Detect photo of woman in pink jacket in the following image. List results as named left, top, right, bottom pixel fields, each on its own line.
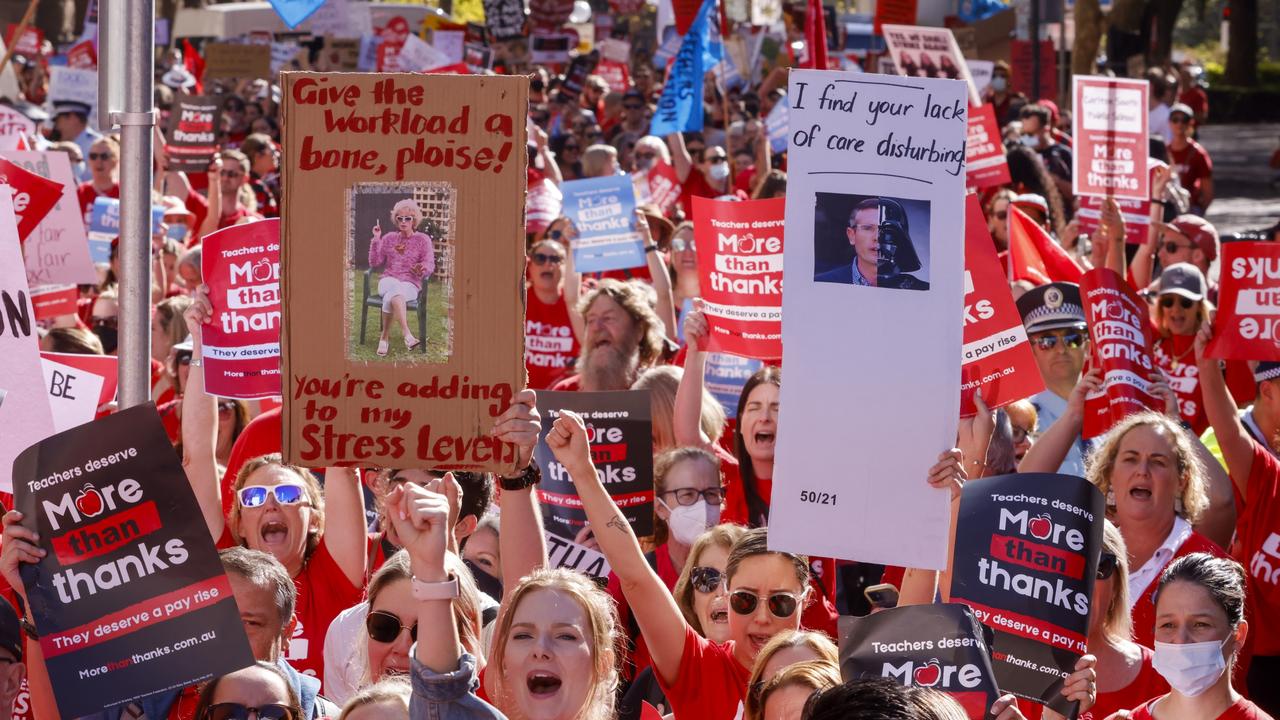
left=368, top=198, right=435, bottom=356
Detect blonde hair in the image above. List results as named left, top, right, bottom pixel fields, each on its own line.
left=1005, top=398, right=1039, bottom=433
left=745, top=632, right=840, bottom=720
left=1097, top=520, right=1133, bottom=645
left=339, top=676, right=410, bottom=720
left=1154, top=293, right=1212, bottom=339
left=153, top=295, right=192, bottom=354
left=634, top=135, right=671, bottom=164
left=650, top=447, right=723, bottom=546
left=229, top=455, right=325, bottom=561
left=390, top=199, right=424, bottom=228
left=672, top=523, right=747, bottom=633
left=632, top=365, right=726, bottom=450
left=582, top=144, right=618, bottom=178
left=490, top=569, right=619, bottom=720
left=750, top=660, right=840, bottom=720
left=1085, top=411, right=1209, bottom=524
left=359, top=550, right=484, bottom=687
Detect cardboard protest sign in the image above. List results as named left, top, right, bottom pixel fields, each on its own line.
left=705, top=352, right=763, bottom=419
left=203, top=43, right=272, bottom=80
left=0, top=157, right=64, bottom=243
left=950, top=473, right=1104, bottom=715
left=5, top=151, right=96, bottom=287
left=12, top=405, right=254, bottom=717
left=41, top=352, right=117, bottom=407
left=881, top=25, right=981, bottom=106
left=282, top=73, right=527, bottom=473
left=1075, top=195, right=1150, bottom=244
left=533, top=390, right=654, bottom=539
left=769, top=70, right=967, bottom=571
left=693, top=196, right=785, bottom=360
left=29, top=284, right=78, bottom=320
left=0, top=190, right=56, bottom=493
left=88, top=197, right=119, bottom=265
left=562, top=175, right=645, bottom=273
left=42, top=357, right=105, bottom=432
left=961, top=195, right=1042, bottom=417
left=1080, top=268, right=1160, bottom=439
left=0, top=105, right=34, bottom=150
left=165, top=95, right=221, bottom=173
left=545, top=531, right=612, bottom=580
left=1072, top=76, right=1149, bottom=201
left=528, top=0, right=575, bottom=28
left=201, top=219, right=282, bottom=400
left=839, top=604, right=1000, bottom=720
left=1206, top=242, right=1280, bottom=362
left=48, top=67, right=98, bottom=128
left=965, top=104, right=1011, bottom=190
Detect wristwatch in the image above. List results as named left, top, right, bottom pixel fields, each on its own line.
left=499, top=462, right=542, bottom=491
left=411, top=574, right=460, bottom=601
left=644, top=243, right=660, bottom=253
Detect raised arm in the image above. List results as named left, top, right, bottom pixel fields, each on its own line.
left=1099, top=198, right=1128, bottom=277
left=640, top=216, right=677, bottom=340
left=673, top=303, right=711, bottom=447
left=321, top=467, right=368, bottom=587
left=491, top=389, right=548, bottom=595
left=1018, top=369, right=1101, bottom=474
left=1130, top=167, right=1172, bottom=290
left=181, top=288, right=227, bottom=540
left=197, top=156, right=222, bottom=242
left=666, top=132, right=693, bottom=184
left=561, top=229, right=585, bottom=344
left=1194, top=319, right=1255, bottom=494
left=533, top=125, right=562, bottom=186
left=546, top=411, right=690, bottom=686
left=1, top=512, right=58, bottom=720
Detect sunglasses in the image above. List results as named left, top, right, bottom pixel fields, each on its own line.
left=531, top=252, right=564, bottom=265
left=92, top=316, right=119, bottom=329
left=1169, top=115, right=1191, bottom=125
left=1162, top=241, right=1193, bottom=254
left=659, top=486, right=726, bottom=506
left=366, top=610, right=417, bottom=644
left=563, top=144, right=581, bottom=152
left=218, top=400, right=237, bottom=414
left=203, top=703, right=297, bottom=720
left=1097, top=552, right=1119, bottom=580
left=690, top=566, right=724, bottom=594
left=994, top=210, right=1008, bottom=220
left=1159, top=295, right=1196, bottom=309
left=671, top=236, right=695, bottom=253
left=624, top=103, right=644, bottom=110
left=238, top=483, right=307, bottom=508
left=1031, top=332, right=1086, bottom=351
left=633, top=151, right=656, bottom=161
left=395, top=215, right=416, bottom=223
left=547, top=228, right=565, bottom=240
left=89, top=152, right=114, bottom=161
left=728, top=589, right=802, bottom=618
left=706, top=155, right=728, bottom=164
left=1011, top=425, right=1036, bottom=444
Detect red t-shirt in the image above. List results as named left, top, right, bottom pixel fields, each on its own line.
left=221, top=407, right=283, bottom=516
left=657, top=624, right=752, bottom=720
left=1168, top=140, right=1213, bottom=208
left=78, top=181, right=120, bottom=224
left=525, top=287, right=580, bottom=390
left=1231, top=440, right=1280, bottom=657
left=1016, top=645, right=1168, bottom=719
left=607, top=543, right=682, bottom=680
left=678, top=169, right=747, bottom=220
left=1152, top=335, right=1256, bottom=434
left=1178, top=87, right=1209, bottom=119
left=1129, top=696, right=1276, bottom=720
left=549, top=374, right=583, bottom=392
left=1132, top=531, right=1228, bottom=649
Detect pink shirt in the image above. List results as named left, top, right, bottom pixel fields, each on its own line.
left=368, top=230, right=435, bottom=288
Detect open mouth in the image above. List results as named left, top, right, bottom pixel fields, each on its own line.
left=710, top=609, right=728, bottom=624
left=748, top=633, right=771, bottom=651
left=261, top=521, right=288, bottom=546
left=753, top=432, right=775, bottom=446
left=1128, top=485, right=1152, bottom=501
left=526, top=671, right=562, bottom=698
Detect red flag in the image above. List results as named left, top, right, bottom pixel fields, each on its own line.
left=804, top=0, right=829, bottom=69
left=1007, top=205, right=1082, bottom=285
left=183, top=39, right=205, bottom=94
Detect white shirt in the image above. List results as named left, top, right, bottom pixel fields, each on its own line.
left=1030, top=389, right=1087, bottom=477
left=1149, top=104, right=1173, bottom=145
left=1128, top=515, right=1193, bottom=607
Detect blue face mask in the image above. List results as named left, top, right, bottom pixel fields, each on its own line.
left=991, top=76, right=1008, bottom=93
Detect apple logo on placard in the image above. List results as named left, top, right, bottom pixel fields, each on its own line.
left=75, top=484, right=105, bottom=518
left=252, top=258, right=273, bottom=282
left=1029, top=513, right=1052, bottom=540
left=913, top=660, right=941, bottom=687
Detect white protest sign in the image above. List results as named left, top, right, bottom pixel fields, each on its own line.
left=309, top=0, right=363, bottom=36
left=48, top=67, right=99, bottom=130
left=769, top=70, right=968, bottom=570
left=0, top=106, right=34, bottom=150
left=395, top=33, right=450, bottom=71
left=545, top=531, right=612, bottom=580
left=41, top=357, right=104, bottom=432
left=0, top=188, right=56, bottom=493
left=7, top=151, right=97, bottom=288
left=0, top=39, right=20, bottom=101
left=967, top=59, right=994, bottom=96
left=271, top=42, right=303, bottom=73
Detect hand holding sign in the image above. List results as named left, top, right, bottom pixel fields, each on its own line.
left=489, top=388, right=541, bottom=470
left=0, top=509, right=44, bottom=603
left=926, top=449, right=967, bottom=501
left=683, top=299, right=709, bottom=352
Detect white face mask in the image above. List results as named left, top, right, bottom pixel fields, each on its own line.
left=657, top=497, right=720, bottom=546
left=991, top=76, right=1008, bottom=93
left=1020, top=133, right=1040, bottom=148
left=708, top=161, right=730, bottom=182
left=1152, top=636, right=1231, bottom=697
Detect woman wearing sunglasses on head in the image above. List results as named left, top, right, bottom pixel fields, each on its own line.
left=194, top=662, right=305, bottom=720
left=181, top=293, right=369, bottom=686
left=524, top=238, right=583, bottom=390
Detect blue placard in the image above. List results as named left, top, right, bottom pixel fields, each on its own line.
left=562, top=175, right=644, bottom=273
left=704, top=352, right=763, bottom=419
left=87, top=197, right=120, bottom=264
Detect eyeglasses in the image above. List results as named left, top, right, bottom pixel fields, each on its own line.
left=1160, top=295, right=1196, bottom=309
left=690, top=566, right=724, bottom=594
left=238, top=483, right=307, bottom=508
left=728, top=589, right=802, bottom=618
left=1031, top=332, right=1086, bottom=351
left=531, top=252, right=564, bottom=265
left=849, top=223, right=879, bottom=234
left=659, top=486, right=726, bottom=506
left=671, top=236, right=695, bottom=253
left=395, top=215, right=416, bottom=223
left=366, top=610, right=417, bottom=644
left=1011, top=425, right=1036, bottom=444
left=994, top=210, right=1008, bottom=220
left=218, top=400, right=237, bottom=415
left=89, top=152, right=114, bottom=161
left=706, top=155, right=727, bottom=164
left=687, top=146, right=706, bottom=157
left=203, top=703, right=297, bottom=720
left=1097, top=552, right=1119, bottom=580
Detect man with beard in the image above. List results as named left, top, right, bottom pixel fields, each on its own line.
left=551, top=279, right=667, bottom=391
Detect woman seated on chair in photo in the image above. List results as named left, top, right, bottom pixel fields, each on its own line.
left=368, top=199, right=435, bottom=356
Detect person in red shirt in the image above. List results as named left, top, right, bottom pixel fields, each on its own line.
left=550, top=279, right=667, bottom=392
left=525, top=239, right=583, bottom=389
left=76, top=136, right=120, bottom=224
left=1167, top=103, right=1214, bottom=214
left=1199, top=337, right=1280, bottom=714
left=1124, top=553, right=1275, bottom=720
left=1177, top=67, right=1210, bottom=126
left=197, top=151, right=263, bottom=243
left=667, top=132, right=748, bottom=219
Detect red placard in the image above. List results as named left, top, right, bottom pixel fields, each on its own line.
left=596, top=59, right=631, bottom=94
left=1072, top=76, right=1150, bottom=201
left=1080, top=268, right=1160, bottom=439
left=874, top=0, right=919, bottom=34
left=960, top=194, right=1043, bottom=416
left=66, top=40, right=97, bottom=70
left=29, top=285, right=78, bottom=320
left=200, top=219, right=281, bottom=399
left=0, top=158, right=64, bottom=243
left=1010, top=39, right=1057, bottom=102
left=5, top=24, right=42, bottom=57
left=965, top=105, right=1011, bottom=190
left=1075, top=195, right=1150, bottom=244
left=39, top=351, right=118, bottom=407
left=692, top=196, right=784, bottom=360
left=645, top=160, right=683, bottom=215
left=1206, top=242, right=1280, bottom=362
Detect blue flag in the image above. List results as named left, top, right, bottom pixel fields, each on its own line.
left=268, top=0, right=326, bottom=28
left=650, top=0, right=720, bottom=137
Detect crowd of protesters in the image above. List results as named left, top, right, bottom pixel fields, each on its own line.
left=0, top=7, right=1277, bottom=720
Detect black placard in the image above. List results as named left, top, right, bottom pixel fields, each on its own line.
left=13, top=405, right=254, bottom=718
left=165, top=94, right=222, bottom=173
left=482, top=0, right=527, bottom=40
left=533, top=390, right=654, bottom=539
left=840, top=603, right=1001, bottom=720
left=950, top=473, right=1104, bottom=718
